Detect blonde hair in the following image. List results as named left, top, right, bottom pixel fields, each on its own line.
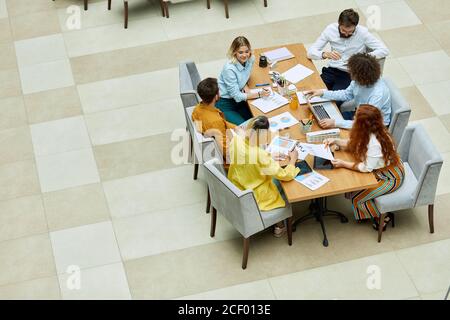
left=227, top=36, right=252, bottom=63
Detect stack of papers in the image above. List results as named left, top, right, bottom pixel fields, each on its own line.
left=263, top=47, right=294, bottom=63
left=296, top=91, right=331, bottom=105
left=251, top=92, right=289, bottom=113
left=295, top=171, right=330, bottom=191
left=282, top=64, right=314, bottom=84
left=268, top=112, right=299, bottom=132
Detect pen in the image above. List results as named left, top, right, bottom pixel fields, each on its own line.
left=255, top=83, right=270, bottom=87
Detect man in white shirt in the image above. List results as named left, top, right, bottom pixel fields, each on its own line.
left=308, top=9, right=389, bottom=94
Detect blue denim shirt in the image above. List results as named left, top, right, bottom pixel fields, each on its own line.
left=322, top=78, right=392, bottom=129
left=218, top=56, right=255, bottom=103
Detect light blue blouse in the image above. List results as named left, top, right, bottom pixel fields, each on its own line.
left=322, top=78, right=392, bottom=129
left=218, top=56, right=255, bottom=103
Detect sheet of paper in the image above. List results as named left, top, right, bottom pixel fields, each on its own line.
left=294, top=143, right=309, bottom=160
left=251, top=92, right=289, bottom=114
left=263, top=47, right=294, bottom=63
left=295, top=171, right=330, bottom=191
left=268, top=111, right=299, bottom=132
left=282, top=64, right=314, bottom=84
left=266, top=136, right=297, bottom=155
left=296, top=91, right=331, bottom=105
left=299, top=143, right=334, bottom=161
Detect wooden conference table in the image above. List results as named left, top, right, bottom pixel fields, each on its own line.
left=247, top=44, right=379, bottom=245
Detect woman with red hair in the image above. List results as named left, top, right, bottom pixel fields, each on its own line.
left=323, top=104, right=404, bottom=230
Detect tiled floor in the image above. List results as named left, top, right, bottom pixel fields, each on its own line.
left=0, top=0, right=449, bottom=300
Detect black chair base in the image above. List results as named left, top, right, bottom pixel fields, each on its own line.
left=292, top=197, right=348, bottom=247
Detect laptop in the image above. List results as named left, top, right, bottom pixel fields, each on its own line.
left=309, top=101, right=344, bottom=122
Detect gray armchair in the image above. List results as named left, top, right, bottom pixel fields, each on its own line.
left=204, top=158, right=293, bottom=269
left=384, top=77, right=411, bottom=145
left=179, top=61, right=202, bottom=109
left=374, top=124, right=443, bottom=242
left=107, top=1, right=165, bottom=29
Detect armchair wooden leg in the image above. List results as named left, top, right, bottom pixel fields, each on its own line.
left=164, top=2, right=169, bottom=18
left=242, top=237, right=250, bottom=269
left=124, top=1, right=128, bottom=29
left=287, top=217, right=293, bottom=246
left=159, top=1, right=165, bottom=17
left=193, top=163, right=199, bottom=180
left=428, top=204, right=434, bottom=233
left=206, top=188, right=211, bottom=213
left=264, top=0, right=268, bottom=7
left=378, top=213, right=385, bottom=243
left=224, top=0, right=229, bottom=18
left=84, top=0, right=88, bottom=10
left=210, top=207, right=217, bottom=237
left=108, top=0, right=111, bottom=10
left=207, top=0, right=211, bottom=9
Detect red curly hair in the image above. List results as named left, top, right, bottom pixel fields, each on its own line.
left=348, top=105, right=400, bottom=167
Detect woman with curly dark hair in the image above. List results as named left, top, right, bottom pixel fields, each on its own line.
left=323, top=105, right=404, bottom=230
left=306, top=53, right=391, bottom=130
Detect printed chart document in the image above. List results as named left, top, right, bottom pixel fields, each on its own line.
left=294, top=143, right=309, bottom=160
left=282, top=64, right=314, bottom=84
left=295, top=171, right=330, bottom=191
left=296, top=91, right=331, bottom=105
left=299, top=143, right=335, bottom=161
left=251, top=92, right=289, bottom=113
left=268, top=112, right=299, bottom=132
left=263, top=47, right=294, bottom=63
left=266, top=136, right=297, bottom=156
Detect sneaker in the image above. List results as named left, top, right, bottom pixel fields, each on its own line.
left=273, top=226, right=286, bottom=238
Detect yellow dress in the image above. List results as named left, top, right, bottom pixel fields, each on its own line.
left=228, top=135, right=300, bottom=211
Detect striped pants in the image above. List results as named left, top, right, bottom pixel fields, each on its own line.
left=351, top=162, right=405, bottom=221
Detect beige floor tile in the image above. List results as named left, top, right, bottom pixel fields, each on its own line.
left=0, top=18, right=12, bottom=43
left=396, top=239, right=450, bottom=295
left=361, top=1, right=422, bottom=31
left=0, top=42, right=16, bottom=71
left=382, top=59, right=414, bottom=89
left=10, top=10, right=61, bottom=41
left=35, top=148, right=100, bottom=193
left=0, top=96, right=27, bottom=131
left=378, top=24, right=441, bottom=58
left=0, top=195, right=47, bottom=242
left=125, top=240, right=268, bottom=299
left=14, top=33, right=67, bottom=67
left=427, top=20, right=450, bottom=50
left=0, top=68, right=22, bottom=99
left=269, top=252, right=418, bottom=299
left=63, top=16, right=167, bottom=58
left=43, top=183, right=110, bottom=232
left=50, top=221, right=122, bottom=274
left=58, top=263, right=131, bottom=300
left=399, top=86, right=436, bottom=121
left=440, top=114, right=450, bottom=133
left=102, top=165, right=206, bottom=218
left=30, top=116, right=91, bottom=157
left=412, top=117, right=450, bottom=154
left=93, top=133, right=180, bottom=181
left=0, top=0, right=7, bottom=18
left=176, top=279, right=276, bottom=300
left=436, top=152, right=450, bottom=196
left=417, top=80, right=450, bottom=116
left=78, top=68, right=178, bottom=114
left=0, top=233, right=56, bottom=286
left=0, top=126, right=34, bottom=166
left=0, top=160, right=40, bottom=201
left=85, top=99, right=185, bottom=146
left=113, top=202, right=240, bottom=261
left=406, top=0, right=450, bottom=24
left=398, top=51, right=450, bottom=85
left=5, top=0, right=57, bottom=17
left=0, top=276, right=60, bottom=300
left=19, top=59, right=74, bottom=94
left=420, top=289, right=448, bottom=300
left=24, top=86, right=82, bottom=124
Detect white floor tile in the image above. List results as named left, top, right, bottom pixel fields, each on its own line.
left=436, top=152, right=450, bottom=196
left=50, top=221, right=122, bottom=274
left=398, top=51, right=450, bottom=86
left=360, top=1, right=422, bottom=31
left=0, top=0, right=8, bottom=19
left=113, top=202, right=240, bottom=260
left=58, top=262, right=131, bottom=300
left=14, top=34, right=67, bottom=67
left=85, top=98, right=185, bottom=146
left=77, top=68, right=178, bottom=114
left=19, top=59, right=75, bottom=95
left=396, top=239, right=450, bottom=295
left=411, top=117, right=450, bottom=154
left=31, top=116, right=91, bottom=156
left=269, top=252, right=419, bottom=300
left=176, top=279, right=276, bottom=300
left=103, top=166, right=206, bottom=218
left=417, top=80, right=450, bottom=116
left=36, top=148, right=100, bottom=193
left=383, top=58, right=414, bottom=88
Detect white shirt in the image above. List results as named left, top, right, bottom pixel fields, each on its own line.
left=307, top=23, right=389, bottom=72
left=357, top=134, right=386, bottom=173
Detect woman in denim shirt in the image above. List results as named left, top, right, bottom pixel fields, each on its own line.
left=217, top=36, right=270, bottom=125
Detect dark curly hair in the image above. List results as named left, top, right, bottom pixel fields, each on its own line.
left=347, top=53, right=381, bottom=87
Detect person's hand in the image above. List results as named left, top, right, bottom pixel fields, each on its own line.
left=323, top=51, right=341, bottom=60
left=288, top=149, right=299, bottom=165
left=243, top=85, right=250, bottom=93
left=331, top=159, right=346, bottom=168
left=304, top=89, right=325, bottom=99
left=261, top=88, right=271, bottom=97
left=272, top=152, right=287, bottom=161
left=319, top=119, right=335, bottom=129
left=323, top=138, right=336, bottom=150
